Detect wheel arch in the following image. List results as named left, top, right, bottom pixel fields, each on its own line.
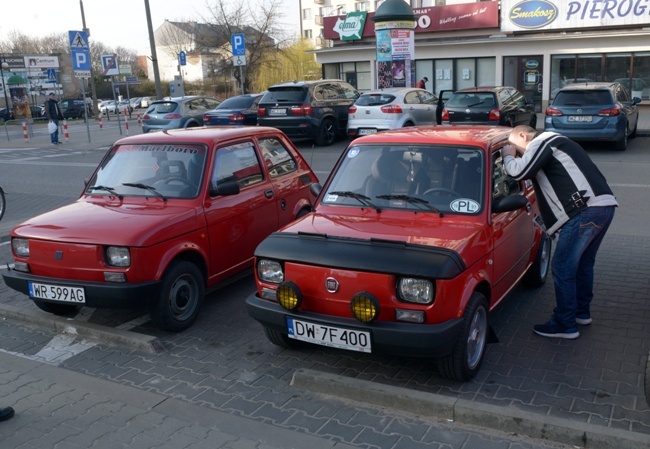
left=156, top=246, right=209, bottom=287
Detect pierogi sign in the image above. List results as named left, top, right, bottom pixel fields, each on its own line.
left=501, top=0, right=650, bottom=32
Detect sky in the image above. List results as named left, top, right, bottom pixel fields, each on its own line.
left=0, top=0, right=301, bottom=55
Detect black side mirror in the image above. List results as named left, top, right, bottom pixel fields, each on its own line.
left=492, top=195, right=528, bottom=213
left=210, top=180, right=240, bottom=197
left=310, top=183, right=322, bottom=197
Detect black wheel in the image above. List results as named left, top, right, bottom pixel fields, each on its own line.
left=403, top=121, right=414, bottom=128
left=437, top=292, right=489, bottom=381
left=263, top=326, right=301, bottom=349
left=33, top=300, right=81, bottom=316
left=422, top=187, right=461, bottom=197
left=615, top=124, right=628, bottom=151
left=0, top=187, right=5, bottom=221
left=523, top=232, right=551, bottom=288
left=150, top=260, right=204, bottom=332
left=315, top=118, right=336, bottom=146
left=630, top=119, right=638, bottom=139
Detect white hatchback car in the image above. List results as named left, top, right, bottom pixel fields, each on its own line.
left=347, top=88, right=438, bottom=139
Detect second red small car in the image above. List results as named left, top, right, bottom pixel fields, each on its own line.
left=3, top=127, right=317, bottom=332
left=246, top=126, right=551, bottom=381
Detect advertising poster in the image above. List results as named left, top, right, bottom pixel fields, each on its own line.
left=376, top=29, right=392, bottom=62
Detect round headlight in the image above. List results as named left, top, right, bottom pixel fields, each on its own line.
left=277, top=281, right=302, bottom=311
left=350, top=292, right=379, bottom=323
left=257, top=259, right=284, bottom=284
left=12, top=238, right=29, bottom=257
left=397, top=278, right=434, bottom=304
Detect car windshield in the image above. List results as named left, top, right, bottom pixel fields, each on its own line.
left=322, top=144, right=484, bottom=214
left=147, top=102, right=178, bottom=114
left=217, top=96, right=257, bottom=109
left=86, top=143, right=207, bottom=199
left=263, top=87, right=307, bottom=102
left=355, top=94, right=396, bottom=106
left=553, top=90, right=612, bottom=106
left=446, top=92, right=495, bottom=108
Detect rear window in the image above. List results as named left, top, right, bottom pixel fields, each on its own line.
left=147, top=102, right=178, bottom=114
left=263, top=87, right=307, bottom=103
left=553, top=90, right=613, bottom=106
left=446, top=92, right=496, bottom=108
left=355, top=94, right=396, bottom=106
left=217, top=96, right=257, bottom=109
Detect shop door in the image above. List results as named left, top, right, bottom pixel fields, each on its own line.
left=504, top=56, right=543, bottom=113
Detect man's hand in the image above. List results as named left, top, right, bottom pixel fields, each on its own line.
left=501, top=144, right=518, bottom=158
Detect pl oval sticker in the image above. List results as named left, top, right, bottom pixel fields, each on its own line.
left=450, top=198, right=480, bottom=213
left=508, top=0, right=558, bottom=30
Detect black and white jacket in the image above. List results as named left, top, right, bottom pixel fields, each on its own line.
left=504, top=132, right=618, bottom=235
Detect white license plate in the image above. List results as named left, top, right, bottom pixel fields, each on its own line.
left=358, top=128, right=377, bottom=135
left=28, top=282, right=86, bottom=303
left=568, top=115, right=592, bottom=122
left=269, top=108, right=286, bottom=116
left=286, top=317, right=371, bottom=352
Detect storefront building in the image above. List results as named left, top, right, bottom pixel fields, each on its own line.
left=318, top=0, right=650, bottom=111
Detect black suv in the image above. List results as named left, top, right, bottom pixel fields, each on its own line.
left=257, top=80, right=359, bottom=146
left=441, top=86, right=537, bottom=128
left=59, top=98, right=94, bottom=119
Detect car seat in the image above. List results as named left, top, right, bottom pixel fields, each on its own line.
left=365, top=151, right=429, bottom=198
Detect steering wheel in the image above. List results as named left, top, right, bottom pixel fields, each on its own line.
left=422, top=187, right=461, bottom=197
left=159, top=177, right=197, bottom=188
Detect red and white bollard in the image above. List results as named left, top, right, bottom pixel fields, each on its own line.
left=98, top=114, right=103, bottom=130
left=125, top=118, right=130, bottom=135
left=63, top=120, right=69, bottom=142
left=22, top=122, right=29, bottom=142
left=137, top=114, right=142, bottom=126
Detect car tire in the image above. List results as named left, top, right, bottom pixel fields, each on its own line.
left=33, top=300, right=81, bottom=316
left=437, top=292, right=488, bottom=381
left=150, top=260, right=205, bottom=332
left=316, top=118, right=336, bottom=146
left=403, top=121, right=414, bottom=127
left=630, top=119, right=638, bottom=139
left=615, top=124, right=628, bottom=151
left=263, top=326, right=301, bottom=349
left=523, top=232, right=551, bottom=288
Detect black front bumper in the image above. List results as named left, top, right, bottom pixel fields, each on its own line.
left=246, top=294, right=463, bottom=358
left=2, top=269, right=161, bottom=309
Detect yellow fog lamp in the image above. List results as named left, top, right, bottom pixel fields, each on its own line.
left=350, top=292, right=379, bottom=323
left=277, top=281, right=302, bottom=311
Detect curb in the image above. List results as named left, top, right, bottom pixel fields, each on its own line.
left=292, top=369, right=650, bottom=449
left=0, top=303, right=164, bottom=354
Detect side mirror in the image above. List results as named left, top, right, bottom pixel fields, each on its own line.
left=632, top=97, right=642, bottom=105
left=492, top=195, right=528, bottom=213
left=210, top=180, right=240, bottom=197
left=310, top=183, right=322, bottom=197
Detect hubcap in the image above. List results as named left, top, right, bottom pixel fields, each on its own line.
left=467, top=306, right=487, bottom=369
left=168, top=275, right=198, bottom=321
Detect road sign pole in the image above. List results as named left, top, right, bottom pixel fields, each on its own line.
left=82, top=79, right=91, bottom=143
left=240, top=66, right=244, bottom=95
left=111, top=76, right=123, bottom=135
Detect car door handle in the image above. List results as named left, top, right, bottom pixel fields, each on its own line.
left=265, top=189, right=274, bottom=198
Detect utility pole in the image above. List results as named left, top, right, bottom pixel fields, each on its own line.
left=145, top=0, right=163, bottom=100
left=79, top=0, right=99, bottom=117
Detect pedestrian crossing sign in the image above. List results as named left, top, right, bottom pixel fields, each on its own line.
left=69, top=31, right=88, bottom=48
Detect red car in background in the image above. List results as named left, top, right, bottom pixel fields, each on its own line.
left=3, top=127, right=317, bottom=332
left=246, top=126, right=551, bottom=381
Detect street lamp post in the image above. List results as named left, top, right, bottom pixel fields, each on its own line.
left=0, top=56, right=10, bottom=110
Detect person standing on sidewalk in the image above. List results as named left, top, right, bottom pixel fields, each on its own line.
left=416, top=77, right=428, bottom=89
left=44, top=92, right=63, bottom=145
left=0, top=406, right=14, bottom=422
left=502, top=126, right=618, bottom=340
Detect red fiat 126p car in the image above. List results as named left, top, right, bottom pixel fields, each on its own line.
left=3, top=127, right=317, bottom=332
left=246, top=126, right=551, bottom=381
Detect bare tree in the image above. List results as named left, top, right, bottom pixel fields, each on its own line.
left=156, top=19, right=196, bottom=60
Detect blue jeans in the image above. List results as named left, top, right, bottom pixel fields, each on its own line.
left=551, top=206, right=615, bottom=329
left=50, top=119, right=59, bottom=143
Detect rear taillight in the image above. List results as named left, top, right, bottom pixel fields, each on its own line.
left=349, top=106, right=357, bottom=114
left=229, top=113, right=245, bottom=122
left=545, top=107, right=563, bottom=117
left=143, top=114, right=150, bottom=120
left=257, top=107, right=266, bottom=116
left=203, top=114, right=210, bottom=122
left=488, top=108, right=501, bottom=121
left=380, top=104, right=403, bottom=113
left=598, top=107, right=620, bottom=117
left=441, top=109, right=449, bottom=121
left=290, top=104, right=313, bottom=115
left=163, top=113, right=182, bottom=119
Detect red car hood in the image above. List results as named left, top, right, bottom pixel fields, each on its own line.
left=283, top=211, right=487, bottom=263
left=11, top=199, right=201, bottom=247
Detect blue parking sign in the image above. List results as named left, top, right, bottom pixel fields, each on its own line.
left=231, top=33, right=246, bottom=56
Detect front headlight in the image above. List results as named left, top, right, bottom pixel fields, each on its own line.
left=257, top=259, right=284, bottom=283
left=12, top=238, right=29, bottom=257
left=397, top=278, right=434, bottom=304
left=106, top=246, right=130, bottom=267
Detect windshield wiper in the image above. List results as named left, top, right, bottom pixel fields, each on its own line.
left=329, top=191, right=380, bottom=211
left=87, top=185, right=123, bottom=199
left=376, top=194, right=443, bottom=217
left=122, top=182, right=167, bottom=201
left=467, top=101, right=485, bottom=107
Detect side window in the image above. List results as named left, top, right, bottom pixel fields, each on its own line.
left=259, top=137, right=298, bottom=178
left=616, top=85, right=629, bottom=102
left=339, top=83, right=359, bottom=99
left=499, top=89, right=513, bottom=107
left=418, top=91, right=436, bottom=104
left=492, top=149, right=521, bottom=202
left=404, top=91, right=420, bottom=104
left=511, top=89, right=526, bottom=107
left=212, top=141, right=264, bottom=193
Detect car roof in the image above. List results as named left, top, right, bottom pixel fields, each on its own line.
left=269, top=79, right=347, bottom=88
left=557, top=82, right=619, bottom=91
left=112, top=126, right=287, bottom=146
left=350, top=125, right=512, bottom=149
left=454, top=86, right=511, bottom=93
left=360, top=87, right=426, bottom=95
